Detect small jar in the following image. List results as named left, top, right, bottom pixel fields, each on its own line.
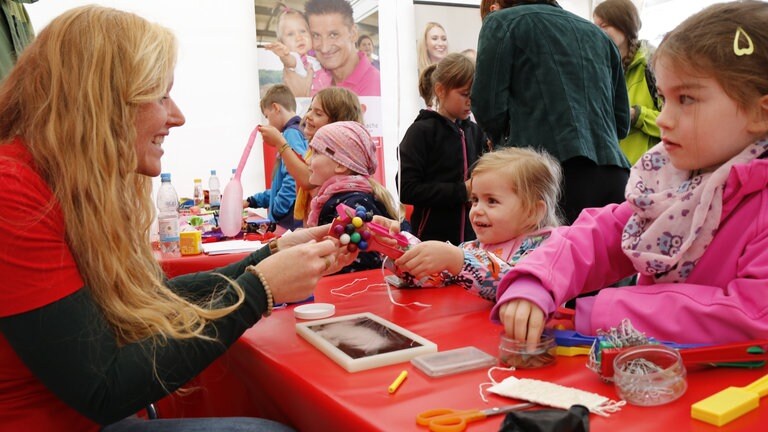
left=613, top=344, right=687, bottom=406
left=498, top=330, right=557, bottom=368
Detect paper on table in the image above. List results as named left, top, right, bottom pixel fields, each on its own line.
left=203, top=240, right=264, bottom=255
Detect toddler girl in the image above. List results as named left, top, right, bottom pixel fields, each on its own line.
left=495, top=1, right=768, bottom=346
left=398, top=53, right=490, bottom=245
left=307, top=121, right=401, bottom=273
left=391, top=147, right=562, bottom=302
left=264, top=7, right=320, bottom=78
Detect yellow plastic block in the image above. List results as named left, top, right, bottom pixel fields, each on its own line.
left=555, top=346, right=591, bottom=357
left=180, top=230, right=202, bottom=255
left=691, top=373, right=768, bottom=426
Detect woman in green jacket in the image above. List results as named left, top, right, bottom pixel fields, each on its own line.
left=594, top=0, right=661, bottom=165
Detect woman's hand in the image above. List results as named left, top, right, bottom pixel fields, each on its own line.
left=498, top=299, right=546, bottom=350
left=255, top=239, right=354, bottom=303
left=258, top=125, right=285, bottom=148
left=276, top=225, right=333, bottom=250
left=395, top=241, right=463, bottom=279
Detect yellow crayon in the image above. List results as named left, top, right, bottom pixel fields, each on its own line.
left=388, top=370, right=408, bottom=394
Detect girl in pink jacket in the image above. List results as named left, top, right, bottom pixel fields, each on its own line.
left=494, top=1, right=768, bottom=346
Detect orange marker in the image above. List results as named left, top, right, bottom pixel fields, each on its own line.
left=388, top=370, right=408, bottom=394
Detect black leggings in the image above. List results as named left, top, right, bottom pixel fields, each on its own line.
left=559, top=157, right=629, bottom=225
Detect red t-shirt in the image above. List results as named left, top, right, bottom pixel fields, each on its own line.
left=0, top=140, right=98, bottom=431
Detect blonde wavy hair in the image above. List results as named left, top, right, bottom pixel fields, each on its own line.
left=471, top=147, right=563, bottom=232
left=0, top=6, right=243, bottom=345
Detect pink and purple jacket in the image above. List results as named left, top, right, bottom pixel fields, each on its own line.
left=491, top=157, right=768, bottom=344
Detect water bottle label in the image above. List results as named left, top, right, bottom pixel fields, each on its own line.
left=210, top=191, right=221, bottom=206
left=158, top=219, right=180, bottom=242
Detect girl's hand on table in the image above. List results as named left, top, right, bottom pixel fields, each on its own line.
left=276, top=225, right=334, bottom=250
left=498, top=299, right=546, bottom=351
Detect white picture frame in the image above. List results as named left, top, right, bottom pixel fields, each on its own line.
left=296, top=312, right=438, bottom=372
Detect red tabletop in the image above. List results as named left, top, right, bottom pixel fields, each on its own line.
left=158, top=269, right=768, bottom=431
left=158, top=251, right=250, bottom=278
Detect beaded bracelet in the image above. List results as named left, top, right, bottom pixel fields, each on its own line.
left=246, top=265, right=273, bottom=317
left=277, top=142, right=290, bottom=154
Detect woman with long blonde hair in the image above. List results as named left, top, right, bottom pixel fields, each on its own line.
left=0, top=6, right=351, bottom=431
left=417, top=22, right=449, bottom=75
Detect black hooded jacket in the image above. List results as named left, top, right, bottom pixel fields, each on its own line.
left=397, top=109, right=489, bottom=245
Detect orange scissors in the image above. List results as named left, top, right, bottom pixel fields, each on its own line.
left=416, top=402, right=535, bottom=432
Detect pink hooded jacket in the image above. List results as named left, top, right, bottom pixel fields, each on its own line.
left=492, top=157, right=768, bottom=344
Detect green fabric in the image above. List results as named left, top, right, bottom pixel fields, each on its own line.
left=472, top=4, right=630, bottom=169
left=0, top=0, right=35, bottom=81
left=621, top=43, right=661, bottom=165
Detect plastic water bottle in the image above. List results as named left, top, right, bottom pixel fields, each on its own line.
left=208, top=170, right=221, bottom=208
left=156, top=173, right=180, bottom=257
left=193, top=178, right=204, bottom=206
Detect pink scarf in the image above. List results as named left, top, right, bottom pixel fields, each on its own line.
left=307, top=175, right=373, bottom=227
left=622, top=139, right=768, bottom=282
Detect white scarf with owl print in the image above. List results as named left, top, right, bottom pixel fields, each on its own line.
left=621, top=138, right=768, bottom=282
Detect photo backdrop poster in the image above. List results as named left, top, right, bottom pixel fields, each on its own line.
left=254, top=0, right=385, bottom=186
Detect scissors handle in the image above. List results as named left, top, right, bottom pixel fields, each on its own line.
left=416, top=408, right=484, bottom=432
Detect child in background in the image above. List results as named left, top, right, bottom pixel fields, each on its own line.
left=398, top=53, right=490, bottom=245
left=260, top=87, right=364, bottom=226
left=593, top=0, right=661, bottom=165
left=247, top=84, right=307, bottom=230
left=495, top=1, right=768, bottom=346
left=417, top=63, right=436, bottom=109
left=264, top=7, right=320, bottom=78
left=307, top=121, right=401, bottom=273
left=390, top=147, right=562, bottom=302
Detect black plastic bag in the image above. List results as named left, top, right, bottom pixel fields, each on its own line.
left=498, top=405, right=589, bottom=432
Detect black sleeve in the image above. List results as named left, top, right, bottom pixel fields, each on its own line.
left=0, top=263, right=270, bottom=425
left=398, top=124, right=469, bottom=208
left=166, top=244, right=271, bottom=302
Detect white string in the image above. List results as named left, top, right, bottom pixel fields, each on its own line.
left=478, top=365, right=516, bottom=403
left=330, top=278, right=371, bottom=297
left=381, top=257, right=431, bottom=308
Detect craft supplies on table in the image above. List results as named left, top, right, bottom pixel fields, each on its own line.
left=295, top=312, right=437, bottom=372
left=612, top=345, right=688, bottom=406
left=411, top=347, right=496, bottom=378
left=498, top=331, right=557, bottom=369
left=416, top=403, right=534, bottom=432
left=691, top=373, right=768, bottom=426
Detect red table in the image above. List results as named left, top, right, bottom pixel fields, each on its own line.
left=158, top=251, right=250, bottom=278
left=158, top=269, right=768, bottom=431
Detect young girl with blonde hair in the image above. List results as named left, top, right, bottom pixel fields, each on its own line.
left=391, top=147, right=562, bottom=301
left=0, top=6, right=350, bottom=431
left=496, top=1, right=768, bottom=347
left=307, top=121, right=401, bottom=273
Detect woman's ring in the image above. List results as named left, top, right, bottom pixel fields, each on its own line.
left=323, top=256, right=332, bottom=271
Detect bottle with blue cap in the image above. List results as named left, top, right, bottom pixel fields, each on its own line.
left=208, top=169, right=221, bottom=208
left=156, top=173, right=180, bottom=257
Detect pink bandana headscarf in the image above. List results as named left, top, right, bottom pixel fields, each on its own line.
left=622, top=139, right=768, bottom=282
left=309, top=121, right=377, bottom=176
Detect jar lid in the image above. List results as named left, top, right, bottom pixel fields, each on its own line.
left=294, top=303, right=335, bottom=320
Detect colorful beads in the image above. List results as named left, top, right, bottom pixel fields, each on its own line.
left=332, top=205, right=375, bottom=252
